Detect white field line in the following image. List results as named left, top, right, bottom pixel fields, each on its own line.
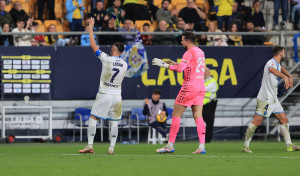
left=44, top=153, right=300, bottom=159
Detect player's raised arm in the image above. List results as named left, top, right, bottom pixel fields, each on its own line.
left=281, top=66, right=293, bottom=88
left=269, top=67, right=290, bottom=89
left=152, top=58, right=187, bottom=73
left=89, top=17, right=98, bottom=53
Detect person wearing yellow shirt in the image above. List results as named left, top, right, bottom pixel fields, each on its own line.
left=214, top=0, right=234, bottom=31
left=202, top=67, right=219, bottom=143
left=66, top=0, right=85, bottom=31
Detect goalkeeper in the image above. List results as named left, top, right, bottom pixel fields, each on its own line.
left=143, top=89, right=169, bottom=138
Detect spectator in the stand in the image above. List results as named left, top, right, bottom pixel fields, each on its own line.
left=156, top=0, right=178, bottom=25
left=81, top=24, right=96, bottom=46
left=0, top=22, right=13, bottom=46
left=12, top=18, right=34, bottom=46
left=0, top=0, right=15, bottom=28
left=206, top=21, right=228, bottom=46
left=10, top=1, right=29, bottom=26
left=106, top=0, right=125, bottom=28
left=123, top=0, right=150, bottom=21
left=178, top=0, right=207, bottom=31
left=119, top=19, right=137, bottom=45
left=143, top=89, right=169, bottom=139
left=31, top=21, right=47, bottom=46
left=227, top=22, right=243, bottom=46
left=140, top=22, right=152, bottom=45
left=37, top=0, right=55, bottom=21
left=89, top=0, right=108, bottom=31
left=45, top=24, right=74, bottom=46
left=247, top=0, right=265, bottom=31
left=242, top=21, right=264, bottom=45
left=152, top=20, right=177, bottom=45
left=214, top=0, right=234, bottom=31
left=273, top=0, right=288, bottom=30
left=4, top=0, right=12, bottom=5
left=99, top=18, right=122, bottom=45
left=291, top=0, right=300, bottom=30
left=231, top=1, right=244, bottom=31
left=66, top=0, right=85, bottom=31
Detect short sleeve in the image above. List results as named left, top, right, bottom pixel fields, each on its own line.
left=182, top=51, right=192, bottom=64
left=95, top=49, right=111, bottom=62
left=267, top=61, right=277, bottom=70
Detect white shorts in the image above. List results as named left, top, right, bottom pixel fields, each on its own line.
left=91, top=93, right=122, bottom=121
left=255, top=99, right=284, bottom=118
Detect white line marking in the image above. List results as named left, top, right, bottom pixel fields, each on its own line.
left=46, top=153, right=300, bottom=159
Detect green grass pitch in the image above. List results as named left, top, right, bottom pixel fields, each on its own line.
left=1, top=141, right=300, bottom=176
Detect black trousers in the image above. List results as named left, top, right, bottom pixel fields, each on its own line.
left=38, top=0, right=55, bottom=20
left=150, top=121, right=167, bottom=138
left=203, top=100, right=217, bottom=143
left=123, top=3, right=150, bottom=22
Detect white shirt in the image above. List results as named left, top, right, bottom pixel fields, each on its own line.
left=257, top=58, right=281, bottom=103
left=96, top=49, right=128, bottom=94
left=12, top=28, right=34, bottom=46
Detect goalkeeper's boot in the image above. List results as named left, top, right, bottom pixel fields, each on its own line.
left=79, top=145, right=94, bottom=154
left=192, top=148, right=206, bottom=154
left=156, top=144, right=175, bottom=153
left=287, top=144, right=300, bottom=152
left=241, top=146, right=253, bottom=153
left=108, top=145, right=114, bottom=155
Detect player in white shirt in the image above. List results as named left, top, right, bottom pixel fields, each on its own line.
left=242, top=46, right=300, bottom=153
left=79, top=17, right=128, bottom=155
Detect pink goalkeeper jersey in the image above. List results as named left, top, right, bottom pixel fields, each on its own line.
left=181, top=47, right=206, bottom=92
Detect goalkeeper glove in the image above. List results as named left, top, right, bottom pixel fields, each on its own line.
left=152, top=58, right=169, bottom=68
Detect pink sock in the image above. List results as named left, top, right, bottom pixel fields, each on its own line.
left=195, top=117, right=206, bottom=144
left=168, top=117, right=181, bottom=143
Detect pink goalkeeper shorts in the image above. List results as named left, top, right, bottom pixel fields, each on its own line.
left=175, top=90, right=205, bottom=107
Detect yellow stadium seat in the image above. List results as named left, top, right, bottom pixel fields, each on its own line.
left=152, top=20, right=157, bottom=30
left=55, top=25, right=63, bottom=32
left=55, top=0, right=63, bottom=3
left=63, top=21, right=70, bottom=31
left=36, top=24, right=45, bottom=32
left=175, top=3, right=186, bottom=12
left=21, top=2, right=30, bottom=14
left=13, top=0, right=27, bottom=3
left=34, top=20, right=43, bottom=25
left=264, top=42, right=274, bottom=46
left=135, top=20, right=151, bottom=30
left=171, top=0, right=186, bottom=6
left=55, top=3, right=64, bottom=18
left=5, top=3, right=12, bottom=12
left=44, top=20, right=59, bottom=29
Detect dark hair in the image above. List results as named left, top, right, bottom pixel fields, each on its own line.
left=252, top=0, right=260, bottom=7
left=229, top=22, right=238, bottom=32
left=152, top=89, right=161, bottom=95
left=182, top=31, right=195, bottom=43
left=16, top=18, right=24, bottom=23
left=1, top=22, right=9, bottom=28
left=113, top=42, right=125, bottom=53
left=246, top=20, right=253, bottom=24
left=162, top=0, right=171, bottom=4
left=96, top=0, right=103, bottom=4
left=143, top=23, right=150, bottom=27
left=32, top=21, right=39, bottom=27
left=272, top=45, right=284, bottom=56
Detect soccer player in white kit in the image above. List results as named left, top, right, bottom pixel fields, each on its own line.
left=242, top=46, right=300, bottom=153
left=79, top=17, right=128, bottom=154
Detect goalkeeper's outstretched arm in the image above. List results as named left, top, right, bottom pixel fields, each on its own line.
left=152, top=58, right=187, bottom=73
left=89, top=17, right=98, bottom=53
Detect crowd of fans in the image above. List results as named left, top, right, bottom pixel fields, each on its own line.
left=0, top=0, right=299, bottom=47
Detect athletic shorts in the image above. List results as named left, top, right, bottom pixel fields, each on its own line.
left=255, top=98, right=284, bottom=118
left=90, top=93, right=122, bottom=121
left=175, top=90, right=205, bottom=107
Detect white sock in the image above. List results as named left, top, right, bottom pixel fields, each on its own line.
left=167, top=142, right=174, bottom=148
left=244, top=123, right=257, bottom=147
left=110, top=121, right=119, bottom=147
left=280, top=123, right=292, bottom=147
left=199, top=143, right=205, bottom=150
left=88, top=117, right=97, bottom=146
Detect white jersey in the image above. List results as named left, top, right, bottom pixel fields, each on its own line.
left=257, top=58, right=281, bottom=103
left=96, top=49, right=128, bottom=94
